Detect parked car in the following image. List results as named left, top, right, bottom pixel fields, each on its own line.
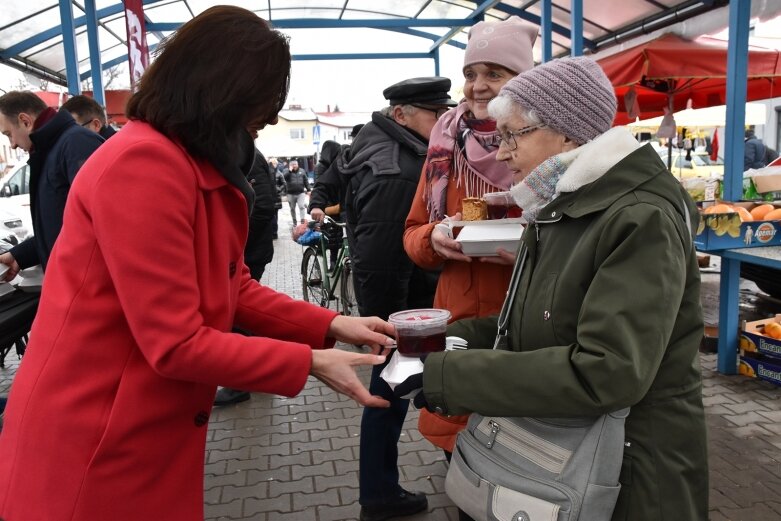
left=658, top=149, right=724, bottom=179
left=0, top=160, right=32, bottom=244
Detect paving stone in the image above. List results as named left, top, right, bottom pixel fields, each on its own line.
left=268, top=476, right=314, bottom=498
left=245, top=494, right=292, bottom=515
left=313, top=446, right=353, bottom=464
left=293, top=487, right=341, bottom=510
left=222, top=483, right=269, bottom=503
left=291, top=461, right=335, bottom=480
left=203, top=499, right=244, bottom=519
left=314, top=470, right=359, bottom=491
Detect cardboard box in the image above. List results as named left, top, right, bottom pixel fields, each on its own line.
left=455, top=221, right=523, bottom=257
left=694, top=202, right=781, bottom=251
left=740, top=315, right=781, bottom=361
left=738, top=353, right=781, bottom=387
left=751, top=167, right=781, bottom=194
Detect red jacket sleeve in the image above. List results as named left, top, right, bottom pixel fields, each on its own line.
left=89, top=140, right=334, bottom=397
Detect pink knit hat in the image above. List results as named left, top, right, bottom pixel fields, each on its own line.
left=463, top=16, right=538, bottom=74
left=499, top=57, right=617, bottom=144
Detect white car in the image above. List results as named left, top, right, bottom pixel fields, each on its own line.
left=0, top=160, right=32, bottom=244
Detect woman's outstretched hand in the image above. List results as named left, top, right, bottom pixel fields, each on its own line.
left=310, top=349, right=390, bottom=408
left=327, top=315, right=395, bottom=355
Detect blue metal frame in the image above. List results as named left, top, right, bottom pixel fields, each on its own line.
left=147, top=18, right=479, bottom=31
left=570, top=0, right=583, bottom=56
left=58, top=0, right=81, bottom=95
left=428, top=0, right=502, bottom=52
left=717, top=0, right=751, bottom=375
left=84, top=0, right=104, bottom=106
left=2, top=0, right=165, bottom=59
left=541, top=0, right=552, bottom=62
left=486, top=1, right=596, bottom=52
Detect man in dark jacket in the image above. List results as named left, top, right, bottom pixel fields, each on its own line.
left=61, top=94, right=117, bottom=141
left=331, top=77, right=455, bottom=521
left=0, top=91, right=103, bottom=276
left=283, top=159, right=310, bottom=223
left=744, top=127, right=767, bottom=170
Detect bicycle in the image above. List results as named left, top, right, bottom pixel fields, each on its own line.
left=300, top=216, right=358, bottom=316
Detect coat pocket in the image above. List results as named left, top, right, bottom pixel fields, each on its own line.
left=447, top=435, right=573, bottom=521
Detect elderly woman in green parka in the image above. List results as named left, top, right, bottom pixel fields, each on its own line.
left=394, top=57, right=708, bottom=520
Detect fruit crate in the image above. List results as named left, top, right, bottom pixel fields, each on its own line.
left=740, top=314, right=781, bottom=361
left=738, top=353, right=781, bottom=387
left=694, top=202, right=781, bottom=251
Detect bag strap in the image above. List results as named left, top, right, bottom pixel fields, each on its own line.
left=493, top=240, right=528, bottom=350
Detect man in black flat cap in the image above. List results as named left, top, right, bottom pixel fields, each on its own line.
left=313, top=77, right=455, bottom=521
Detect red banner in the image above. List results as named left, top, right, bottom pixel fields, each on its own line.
left=123, top=0, right=150, bottom=90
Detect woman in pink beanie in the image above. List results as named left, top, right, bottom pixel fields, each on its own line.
left=399, top=57, right=708, bottom=521
left=403, top=16, right=538, bottom=460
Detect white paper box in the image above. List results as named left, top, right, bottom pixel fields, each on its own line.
left=380, top=350, right=424, bottom=392
left=456, top=222, right=523, bottom=257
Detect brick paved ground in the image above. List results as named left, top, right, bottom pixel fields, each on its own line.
left=1, top=210, right=779, bottom=520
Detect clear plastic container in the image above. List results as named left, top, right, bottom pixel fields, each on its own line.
left=388, top=308, right=451, bottom=355
left=484, top=191, right=522, bottom=220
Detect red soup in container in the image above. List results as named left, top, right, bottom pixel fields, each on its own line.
left=388, top=309, right=451, bottom=356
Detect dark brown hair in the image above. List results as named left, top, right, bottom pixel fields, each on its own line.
left=0, top=91, right=47, bottom=120
left=61, top=94, right=107, bottom=125
left=126, top=6, right=291, bottom=166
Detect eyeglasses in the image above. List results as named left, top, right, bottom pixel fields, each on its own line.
left=80, top=119, right=99, bottom=128
left=497, top=123, right=546, bottom=151
left=412, top=105, right=450, bottom=119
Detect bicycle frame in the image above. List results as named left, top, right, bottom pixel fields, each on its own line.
left=301, top=216, right=356, bottom=315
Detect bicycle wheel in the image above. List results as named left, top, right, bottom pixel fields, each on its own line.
left=302, top=247, right=327, bottom=307
left=339, top=259, right=359, bottom=316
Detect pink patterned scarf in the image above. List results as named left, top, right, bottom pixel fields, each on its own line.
left=424, top=101, right=514, bottom=222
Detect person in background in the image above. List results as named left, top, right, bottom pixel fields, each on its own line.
left=0, top=8, right=397, bottom=520
left=350, top=123, right=365, bottom=141
left=314, top=140, right=341, bottom=181
left=284, top=159, right=310, bottom=223
left=310, top=140, right=345, bottom=270
left=215, top=146, right=280, bottom=407
left=332, top=77, right=456, bottom=521
left=0, top=91, right=103, bottom=276
left=268, top=157, right=286, bottom=239
left=402, top=16, right=537, bottom=464
left=396, top=56, right=708, bottom=521
left=744, top=127, right=767, bottom=170
left=61, top=94, right=117, bottom=140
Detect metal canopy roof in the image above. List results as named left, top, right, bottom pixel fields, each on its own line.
left=0, top=0, right=728, bottom=90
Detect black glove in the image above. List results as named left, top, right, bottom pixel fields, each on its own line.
left=392, top=373, right=429, bottom=410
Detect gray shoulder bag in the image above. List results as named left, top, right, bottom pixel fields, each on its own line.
left=445, top=238, right=629, bottom=521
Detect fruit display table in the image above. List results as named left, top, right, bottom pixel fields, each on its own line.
left=710, top=246, right=781, bottom=374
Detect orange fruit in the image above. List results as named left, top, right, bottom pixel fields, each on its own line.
left=735, top=207, right=753, bottom=222
left=750, top=204, right=775, bottom=220
left=703, top=204, right=733, bottom=215
left=764, top=321, right=781, bottom=340
left=763, top=208, right=781, bottom=221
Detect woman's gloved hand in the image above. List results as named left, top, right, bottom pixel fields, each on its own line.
left=392, top=373, right=429, bottom=410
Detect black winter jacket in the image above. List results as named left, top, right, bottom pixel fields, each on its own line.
left=244, top=149, right=276, bottom=279
left=11, top=109, right=103, bottom=270
left=338, top=112, right=439, bottom=320
left=283, top=168, right=310, bottom=195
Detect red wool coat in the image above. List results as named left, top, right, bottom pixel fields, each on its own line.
left=0, top=121, right=338, bottom=520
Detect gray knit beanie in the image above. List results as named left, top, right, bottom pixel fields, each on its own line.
left=499, top=57, right=617, bottom=144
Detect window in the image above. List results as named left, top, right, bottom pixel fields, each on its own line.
left=290, top=128, right=305, bottom=140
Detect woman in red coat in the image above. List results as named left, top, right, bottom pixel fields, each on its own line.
left=0, top=7, right=394, bottom=521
